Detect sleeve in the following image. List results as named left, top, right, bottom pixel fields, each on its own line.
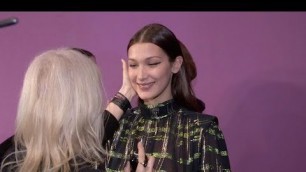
left=0, top=135, right=14, bottom=163
left=0, top=138, right=16, bottom=172
left=102, top=110, right=120, bottom=148
left=201, top=120, right=231, bottom=172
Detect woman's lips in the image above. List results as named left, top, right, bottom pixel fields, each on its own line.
left=137, top=82, right=154, bottom=90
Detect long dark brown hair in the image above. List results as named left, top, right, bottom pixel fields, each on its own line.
left=127, top=23, right=205, bottom=112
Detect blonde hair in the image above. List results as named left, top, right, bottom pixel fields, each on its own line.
left=1, top=48, right=106, bottom=171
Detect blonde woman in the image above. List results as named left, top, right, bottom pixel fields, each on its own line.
left=0, top=48, right=154, bottom=172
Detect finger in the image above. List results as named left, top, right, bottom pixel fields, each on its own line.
left=119, top=58, right=136, bottom=99
left=124, top=161, right=131, bottom=172
left=136, top=156, right=155, bottom=172
left=146, top=156, right=155, bottom=172
left=135, top=141, right=147, bottom=172
left=121, top=59, right=128, bottom=82
left=137, top=141, right=145, bottom=162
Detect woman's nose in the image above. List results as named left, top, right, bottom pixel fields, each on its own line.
left=137, top=66, right=148, bottom=80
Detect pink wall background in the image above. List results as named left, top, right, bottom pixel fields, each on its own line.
left=1, top=12, right=306, bottom=171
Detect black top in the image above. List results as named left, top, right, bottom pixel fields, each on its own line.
left=0, top=136, right=12, bottom=163
left=107, top=99, right=231, bottom=171
left=0, top=110, right=119, bottom=171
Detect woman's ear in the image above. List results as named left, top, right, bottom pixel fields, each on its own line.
left=171, top=56, right=183, bottom=73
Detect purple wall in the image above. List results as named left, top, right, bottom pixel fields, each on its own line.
left=1, top=12, right=305, bottom=171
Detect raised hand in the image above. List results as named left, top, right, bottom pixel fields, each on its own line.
left=118, top=59, right=136, bottom=102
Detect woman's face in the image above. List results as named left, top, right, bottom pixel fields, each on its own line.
left=128, top=43, right=181, bottom=105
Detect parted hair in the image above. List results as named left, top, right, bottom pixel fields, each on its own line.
left=127, top=23, right=205, bottom=112
left=1, top=48, right=106, bottom=171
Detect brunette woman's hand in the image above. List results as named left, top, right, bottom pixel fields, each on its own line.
left=123, top=141, right=155, bottom=172
left=118, top=59, right=136, bottom=103
left=135, top=141, right=155, bottom=172
left=105, top=59, right=136, bottom=121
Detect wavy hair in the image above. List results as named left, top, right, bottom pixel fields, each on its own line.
left=1, top=48, right=106, bottom=171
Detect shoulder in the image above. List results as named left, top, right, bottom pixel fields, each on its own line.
left=0, top=135, right=15, bottom=162
left=181, top=109, right=219, bottom=126
left=0, top=144, right=18, bottom=171
left=0, top=135, right=14, bottom=151
left=199, top=113, right=219, bottom=125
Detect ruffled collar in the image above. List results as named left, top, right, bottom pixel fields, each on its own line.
left=136, top=99, right=180, bottom=119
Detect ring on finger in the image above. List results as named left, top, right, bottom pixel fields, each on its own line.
left=138, top=161, right=147, bottom=167
left=139, top=155, right=148, bottom=167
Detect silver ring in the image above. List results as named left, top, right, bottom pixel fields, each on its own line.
left=139, top=161, right=147, bottom=167
left=138, top=155, right=148, bottom=167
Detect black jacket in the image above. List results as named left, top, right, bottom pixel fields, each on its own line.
left=0, top=110, right=119, bottom=171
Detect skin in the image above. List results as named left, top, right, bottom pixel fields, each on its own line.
left=127, top=43, right=182, bottom=106
left=105, top=59, right=135, bottom=121
left=124, top=141, right=155, bottom=172
left=111, top=43, right=182, bottom=171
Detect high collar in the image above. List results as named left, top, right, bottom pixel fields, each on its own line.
left=137, top=99, right=180, bottom=119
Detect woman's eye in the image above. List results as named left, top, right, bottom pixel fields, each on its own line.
left=149, top=62, right=161, bottom=66
left=129, top=64, right=137, bottom=68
